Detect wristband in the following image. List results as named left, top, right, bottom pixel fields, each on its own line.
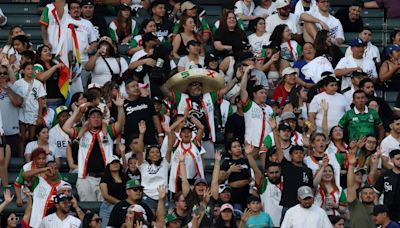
left=158, top=133, right=165, bottom=137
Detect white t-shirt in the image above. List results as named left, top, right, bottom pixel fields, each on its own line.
left=345, top=42, right=381, bottom=64
left=43, top=108, right=55, bottom=129
left=253, top=4, right=277, bottom=17
left=49, top=124, right=71, bottom=159
left=294, top=0, right=317, bottom=17
left=266, top=13, right=300, bottom=39
left=304, top=152, right=341, bottom=186
left=39, top=213, right=81, bottom=228
left=300, top=56, right=333, bottom=83
left=139, top=159, right=170, bottom=200
left=25, top=141, right=56, bottom=162
left=381, top=134, right=400, bottom=157
left=68, top=17, right=97, bottom=62
left=0, top=8, right=7, bottom=26
left=234, top=1, right=255, bottom=26
left=248, top=32, right=269, bottom=57
left=308, top=9, right=344, bottom=41
left=309, top=92, right=349, bottom=132
left=177, top=56, right=205, bottom=71
left=91, top=57, right=128, bottom=86
left=259, top=177, right=282, bottom=227
left=335, top=55, right=377, bottom=90
left=281, top=204, right=333, bottom=228
left=14, top=79, right=47, bottom=124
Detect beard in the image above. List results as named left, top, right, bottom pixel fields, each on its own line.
left=269, top=177, right=281, bottom=185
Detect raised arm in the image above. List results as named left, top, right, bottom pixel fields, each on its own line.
left=313, top=156, right=329, bottom=188
left=22, top=189, right=32, bottom=224
left=211, top=150, right=222, bottom=200
left=270, top=117, right=283, bottom=162
left=179, top=153, right=190, bottom=197
left=133, top=120, right=146, bottom=165
left=155, top=185, right=167, bottom=228
left=244, top=143, right=263, bottom=187
left=112, top=94, right=125, bottom=135
left=35, top=63, right=63, bottom=82
left=240, top=65, right=254, bottom=104
left=62, top=103, right=88, bottom=137
left=22, top=167, right=51, bottom=181
left=190, top=116, right=204, bottom=144
left=321, top=99, right=329, bottom=139
left=347, top=141, right=358, bottom=203
left=0, top=189, right=14, bottom=214
left=219, top=74, right=241, bottom=99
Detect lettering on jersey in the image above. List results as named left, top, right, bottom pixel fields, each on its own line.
left=125, top=104, right=148, bottom=115
left=384, top=182, right=393, bottom=192
left=147, top=164, right=162, bottom=174
left=302, top=172, right=309, bottom=184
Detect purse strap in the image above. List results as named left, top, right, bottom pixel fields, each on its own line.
left=101, top=56, right=121, bottom=76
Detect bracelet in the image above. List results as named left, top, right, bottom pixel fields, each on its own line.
left=158, top=133, right=165, bottom=137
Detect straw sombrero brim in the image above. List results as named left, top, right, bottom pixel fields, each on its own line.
left=165, top=68, right=225, bottom=93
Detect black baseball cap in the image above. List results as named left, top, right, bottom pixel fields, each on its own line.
left=278, top=123, right=291, bottom=131
left=54, top=193, right=72, bottom=204
left=372, top=205, right=389, bottom=216
left=80, top=0, right=94, bottom=6
left=351, top=70, right=368, bottom=78
left=187, top=39, right=201, bottom=47
left=142, top=32, right=158, bottom=44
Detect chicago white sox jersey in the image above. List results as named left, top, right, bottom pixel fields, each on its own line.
left=39, top=213, right=81, bottom=228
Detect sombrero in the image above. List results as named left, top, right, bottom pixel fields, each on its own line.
left=165, top=68, right=224, bottom=93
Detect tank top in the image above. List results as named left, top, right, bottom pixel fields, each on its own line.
left=177, top=33, right=189, bottom=56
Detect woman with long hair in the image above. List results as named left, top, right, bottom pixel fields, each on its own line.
left=219, top=139, right=251, bottom=210
left=247, top=17, right=268, bottom=58
left=258, top=43, right=290, bottom=89
left=12, top=35, right=31, bottom=66
left=269, top=24, right=301, bottom=64
left=212, top=203, right=238, bottom=228
left=33, top=44, right=65, bottom=107
left=313, top=164, right=347, bottom=216
left=172, top=15, right=203, bottom=59
left=314, top=29, right=343, bottom=67
left=24, top=125, right=55, bottom=163
left=2, top=25, right=25, bottom=64
left=99, top=156, right=128, bottom=228
left=82, top=212, right=102, bottom=228
left=379, top=44, right=400, bottom=89
left=213, top=11, right=249, bottom=58
left=128, top=19, right=160, bottom=56
left=85, top=36, right=128, bottom=86
left=357, top=135, right=378, bottom=169
left=109, top=4, right=139, bottom=45
left=283, top=85, right=308, bottom=120
left=328, top=215, right=345, bottom=228
left=293, top=42, right=317, bottom=88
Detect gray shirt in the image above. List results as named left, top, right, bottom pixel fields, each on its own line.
left=0, top=83, right=20, bottom=135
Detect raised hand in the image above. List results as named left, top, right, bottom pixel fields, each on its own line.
left=162, top=122, right=171, bottom=134
left=214, top=150, right=222, bottom=162
left=322, top=155, right=329, bottom=167
left=244, top=143, right=254, bottom=155
left=3, top=189, right=14, bottom=203
left=320, top=99, right=329, bottom=112
left=269, top=116, right=277, bottom=130
left=112, top=93, right=125, bottom=107
left=241, top=208, right=251, bottom=224
left=138, top=120, right=146, bottom=134
left=356, top=137, right=367, bottom=149
left=348, top=143, right=357, bottom=166
left=203, top=188, right=212, bottom=204
left=157, top=185, right=167, bottom=200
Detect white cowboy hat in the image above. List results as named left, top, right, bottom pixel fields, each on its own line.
left=165, top=68, right=224, bottom=93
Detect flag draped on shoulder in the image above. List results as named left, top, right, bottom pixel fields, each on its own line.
left=54, top=23, right=82, bottom=106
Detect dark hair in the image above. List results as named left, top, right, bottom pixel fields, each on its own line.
left=139, top=18, right=156, bottom=34
left=103, top=158, right=125, bottom=183
left=115, top=8, right=132, bottom=43
left=314, top=29, right=330, bottom=55
left=246, top=195, right=261, bottom=205
left=35, top=125, right=48, bottom=140
left=359, top=78, right=374, bottom=89
left=353, top=89, right=366, bottom=99
left=145, top=145, right=163, bottom=166
left=214, top=211, right=238, bottom=228
left=173, top=191, right=185, bottom=202
left=99, top=40, right=118, bottom=58
left=390, top=29, right=400, bottom=44
left=328, top=215, right=344, bottom=225
left=311, top=132, right=326, bottom=143
left=288, top=85, right=303, bottom=109
left=328, top=125, right=344, bottom=140
left=289, top=145, right=304, bottom=154
left=269, top=24, right=288, bottom=44
left=70, top=92, right=83, bottom=109
left=20, top=61, right=34, bottom=70
left=218, top=11, right=244, bottom=37
left=12, top=34, right=31, bottom=50
left=321, top=76, right=337, bottom=87
left=225, top=138, right=242, bottom=154
left=389, top=149, right=400, bottom=158
left=265, top=162, right=281, bottom=171
left=82, top=212, right=95, bottom=228
left=83, top=91, right=100, bottom=102
left=0, top=212, right=14, bottom=228
left=358, top=134, right=377, bottom=167
left=249, top=17, right=265, bottom=33
left=359, top=26, right=372, bottom=34
left=391, top=116, right=400, bottom=124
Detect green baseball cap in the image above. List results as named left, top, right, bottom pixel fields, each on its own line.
left=125, top=179, right=143, bottom=189
left=55, top=106, right=69, bottom=116
left=165, top=213, right=181, bottom=224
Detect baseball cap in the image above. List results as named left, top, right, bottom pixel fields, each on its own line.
left=142, top=32, right=158, bottom=44
left=372, top=204, right=389, bottom=216
left=354, top=167, right=367, bottom=175
left=351, top=70, right=368, bottom=78
left=88, top=107, right=103, bottom=116
left=278, top=122, right=291, bottom=131
left=54, top=193, right=72, bottom=204
left=55, top=106, right=69, bottom=116
left=80, top=0, right=94, bottom=6
left=98, top=36, right=113, bottom=47
left=165, top=213, right=181, bottom=224
left=281, top=112, right=296, bottom=121
left=116, top=3, right=131, bottom=12
left=107, top=155, right=121, bottom=165
left=386, top=44, right=400, bottom=56
left=187, top=40, right=201, bottom=47
left=88, top=82, right=101, bottom=90
left=205, top=53, right=218, bottom=65
left=218, top=184, right=232, bottom=193
left=220, top=203, right=234, bottom=212
left=236, top=51, right=254, bottom=62
left=281, top=67, right=297, bottom=76
left=151, top=0, right=165, bottom=8
left=127, top=204, right=147, bottom=222
left=349, top=38, right=366, bottom=47
left=275, top=0, right=290, bottom=9
left=297, top=186, right=313, bottom=200
left=181, top=1, right=196, bottom=11
left=126, top=179, right=144, bottom=189
left=180, top=125, right=193, bottom=132
left=194, top=178, right=207, bottom=186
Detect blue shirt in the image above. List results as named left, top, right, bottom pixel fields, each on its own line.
left=293, top=59, right=314, bottom=84
left=246, top=211, right=274, bottom=228
left=387, top=221, right=400, bottom=228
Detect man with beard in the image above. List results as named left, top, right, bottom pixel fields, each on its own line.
left=374, top=150, right=400, bottom=222
left=347, top=144, right=376, bottom=228
left=80, top=0, right=108, bottom=38
left=39, top=193, right=81, bottom=228
left=246, top=143, right=283, bottom=228
left=281, top=186, right=332, bottom=228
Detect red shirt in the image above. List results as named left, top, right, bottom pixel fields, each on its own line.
left=271, top=84, right=290, bottom=107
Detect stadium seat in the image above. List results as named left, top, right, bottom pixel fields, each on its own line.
left=9, top=158, right=25, bottom=173
left=202, top=5, right=222, bottom=16
left=0, top=3, right=37, bottom=15
left=385, top=91, right=398, bottom=103
left=61, top=173, right=78, bottom=185
left=205, top=15, right=219, bottom=28
left=363, top=17, right=384, bottom=30
left=330, top=0, right=353, bottom=6
left=361, top=9, right=384, bottom=18
left=4, top=15, right=40, bottom=28
left=387, top=19, right=400, bottom=31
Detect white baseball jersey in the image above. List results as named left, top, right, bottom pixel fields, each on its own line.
left=39, top=213, right=81, bottom=228
left=49, top=124, right=71, bottom=159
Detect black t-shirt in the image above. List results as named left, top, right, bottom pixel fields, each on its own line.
left=279, top=159, right=313, bottom=208
left=316, top=45, right=343, bottom=68
left=225, top=113, right=245, bottom=143
left=188, top=95, right=211, bottom=141
left=86, top=137, right=106, bottom=174
left=220, top=158, right=251, bottom=183
left=213, top=29, right=249, bottom=57
left=126, top=169, right=141, bottom=182
left=100, top=174, right=128, bottom=201
left=155, top=18, right=173, bottom=39
left=334, top=8, right=363, bottom=33
left=45, top=72, right=64, bottom=100
left=89, top=14, right=109, bottom=38
left=108, top=200, right=154, bottom=227
left=124, top=97, right=157, bottom=145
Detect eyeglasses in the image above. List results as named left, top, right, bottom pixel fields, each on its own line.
left=8, top=217, right=19, bottom=221
left=0, top=71, right=8, bottom=76
left=279, top=5, right=291, bottom=11
left=131, top=188, right=143, bottom=192
left=190, top=82, right=202, bottom=87
left=92, top=218, right=102, bottom=223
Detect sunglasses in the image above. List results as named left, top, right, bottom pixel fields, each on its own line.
left=131, top=188, right=143, bottom=192
left=8, top=217, right=19, bottom=221
left=190, top=82, right=202, bottom=87
left=92, top=218, right=102, bottom=223
left=0, top=71, right=8, bottom=76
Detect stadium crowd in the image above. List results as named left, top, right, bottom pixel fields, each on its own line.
left=0, top=0, right=400, bottom=227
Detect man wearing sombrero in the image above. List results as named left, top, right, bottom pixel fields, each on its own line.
left=162, top=68, right=241, bottom=157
